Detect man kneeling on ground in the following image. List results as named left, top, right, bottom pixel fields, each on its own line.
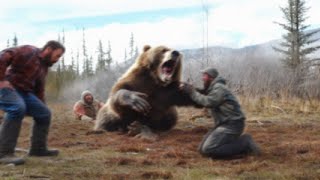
left=180, top=68, right=260, bottom=159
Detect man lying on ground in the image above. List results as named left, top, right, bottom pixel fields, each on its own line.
left=73, top=90, right=104, bottom=122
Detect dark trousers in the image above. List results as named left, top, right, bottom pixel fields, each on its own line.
left=198, top=121, right=250, bottom=158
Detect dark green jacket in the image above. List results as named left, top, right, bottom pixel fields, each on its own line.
left=190, top=77, right=245, bottom=126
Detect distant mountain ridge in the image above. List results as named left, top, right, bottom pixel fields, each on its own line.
left=181, top=28, right=320, bottom=63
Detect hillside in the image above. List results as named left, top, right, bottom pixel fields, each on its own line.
left=182, top=28, right=320, bottom=65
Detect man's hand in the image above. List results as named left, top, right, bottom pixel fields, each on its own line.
left=0, top=80, right=14, bottom=90
left=179, top=82, right=195, bottom=94
left=75, top=114, right=82, bottom=120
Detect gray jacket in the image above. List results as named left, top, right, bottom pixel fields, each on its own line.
left=190, top=77, right=245, bottom=126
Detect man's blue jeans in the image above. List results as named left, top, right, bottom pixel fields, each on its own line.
left=0, top=88, right=51, bottom=124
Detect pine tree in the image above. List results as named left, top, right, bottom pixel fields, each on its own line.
left=274, top=0, right=320, bottom=76
left=106, top=41, right=113, bottom=69
left=6, top=39, right=10, bottom=48
left=55, top=63, right=62, bottom=95
left=86, top=56, right=94, bottom=77
left=76, top=50, right=80, bottom=77
left=12, top=34, right=18, bottom=47
left=129, top=32, right=135, bottom=60
left=69, top=50, right=76, bottom=80
left=96, top=40, right=106, bottom=72
left=82, top=28, right=89, bottom=78
left=55, top=33, right=63, bottom=94
left=124, top=48, right=127, bottom=63
left=61, top=30, right=66, bottom=72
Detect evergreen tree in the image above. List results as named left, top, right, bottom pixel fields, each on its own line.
left=124, top=48, right=127, bottom=63
left=12, top=34, right=18, bottom=47
left=61, top=30, right=66, bottom=72
left=55, top=63, right=62, bottom=95
left=106, top=41, right=113, bottom=69
left=55, top=34, right=63, bottom=94
left=6, top=39, right=10, bottom=48
left=129, top=32, right=135, bottom=60
left=69, top=50, right=76, bottom=80
left=86, top=56, right=94, bottom=77
left=274, top=0, right=320, bottom=76
left=76, top=50, right=80, bottom=77
left=82, top=28, right=89, bottom=78
left=96, top=40, right=106, bottom=72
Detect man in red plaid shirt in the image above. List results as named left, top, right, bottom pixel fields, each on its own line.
left=0, top=40, right=65, bottom=165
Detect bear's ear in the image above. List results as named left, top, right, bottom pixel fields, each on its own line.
left=143, top=45, right=151, bottom=52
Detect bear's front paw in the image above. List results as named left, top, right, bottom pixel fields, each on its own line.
left=134, top=125, right=159, bottom=142
left=127, top=121, right=143, bottom=136
left=118, top=90, right=151, bottom=115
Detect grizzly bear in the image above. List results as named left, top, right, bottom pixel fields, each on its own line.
left=94, top=45, right=194, bottom=140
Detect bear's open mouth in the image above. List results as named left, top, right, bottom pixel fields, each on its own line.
left=161, top=60, right=176, bottom=75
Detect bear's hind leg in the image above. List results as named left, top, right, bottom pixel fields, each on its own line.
left=94, top=109, right=126, bottom=132
left=148, top=108, right=178, bottom=131
left=127, top=121, right=159, bottom=141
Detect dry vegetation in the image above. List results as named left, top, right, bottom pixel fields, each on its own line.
left=1, top=98, right=320, bottom=180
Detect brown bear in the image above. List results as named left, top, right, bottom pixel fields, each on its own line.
left=94, top=45, right=193, bottom=140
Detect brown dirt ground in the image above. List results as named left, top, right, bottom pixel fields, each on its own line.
left=1, top=103, right=320, bottom=179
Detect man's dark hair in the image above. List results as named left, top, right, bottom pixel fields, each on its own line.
left=42, top=40, right=65, bottom=53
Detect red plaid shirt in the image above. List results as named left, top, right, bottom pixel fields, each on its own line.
left=0, top=45, right=49, bottom=102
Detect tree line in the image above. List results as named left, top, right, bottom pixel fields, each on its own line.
left=3, top=0, right=320, bottom=102
left=5, top=30, right=139, bottom=101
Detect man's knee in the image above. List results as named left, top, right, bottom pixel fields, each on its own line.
left=200, top=144, right=230, bottom=158
left=198, top=131, right=232, bottom=157
left=33, top=107, right=51, bottom=124
left=199, top=142, right=219, bottom=156
left=199, top=145, right=210, bottom=156
left=6, top=103, right=26, bottom=121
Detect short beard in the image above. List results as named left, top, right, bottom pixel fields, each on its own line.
left=203, top=81, right=211, bottom=91
left=85, top=99, right=93, bottom=105
left=42, top=54, right=53, bottom=67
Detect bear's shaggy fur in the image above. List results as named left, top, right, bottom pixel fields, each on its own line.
left=94, top=45, right=193, bottom=134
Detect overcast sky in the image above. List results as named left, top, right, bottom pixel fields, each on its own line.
left=1, top=0, right=320, bottom=64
